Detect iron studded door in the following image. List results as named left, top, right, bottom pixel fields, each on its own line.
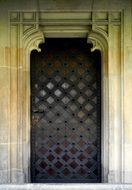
left=31, top=39, right=101, bottom=183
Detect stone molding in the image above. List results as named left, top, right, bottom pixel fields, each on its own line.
left=88, top=30, right=109, bottom=183
left=7, top=10, right=124, bottom=183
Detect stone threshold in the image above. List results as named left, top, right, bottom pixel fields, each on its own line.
left=0, top=184, right=132, bottom=190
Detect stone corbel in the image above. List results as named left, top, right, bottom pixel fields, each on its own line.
left=23, top=28, right=45, bottom=52
left=87, top=28, right=108, bottom=53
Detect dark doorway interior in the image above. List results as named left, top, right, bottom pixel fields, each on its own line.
left=30, top=38, right=101, bottom=183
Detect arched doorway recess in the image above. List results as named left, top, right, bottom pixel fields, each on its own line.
left=21, top=25, right=110, bottom=183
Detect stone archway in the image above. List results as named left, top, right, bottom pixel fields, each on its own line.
left=8, top=10, right=123, bottom=183
left=22, top=29, right=109, bottom=183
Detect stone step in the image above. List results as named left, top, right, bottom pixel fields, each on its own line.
left=0, top=184, right=132, bottom=190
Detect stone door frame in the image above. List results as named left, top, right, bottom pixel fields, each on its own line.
left=8, top=10, right=124, bottom=183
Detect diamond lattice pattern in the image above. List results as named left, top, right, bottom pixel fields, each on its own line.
left=31, top=39, right=101, bottom=183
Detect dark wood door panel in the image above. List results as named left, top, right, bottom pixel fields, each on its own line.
left=31, top=39, right=101, bottom=183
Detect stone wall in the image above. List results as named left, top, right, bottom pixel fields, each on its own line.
left=0, top=0, right=132, bottom=184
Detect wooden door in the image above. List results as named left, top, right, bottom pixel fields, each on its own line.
left=30, top=39, right=101, bottom=183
